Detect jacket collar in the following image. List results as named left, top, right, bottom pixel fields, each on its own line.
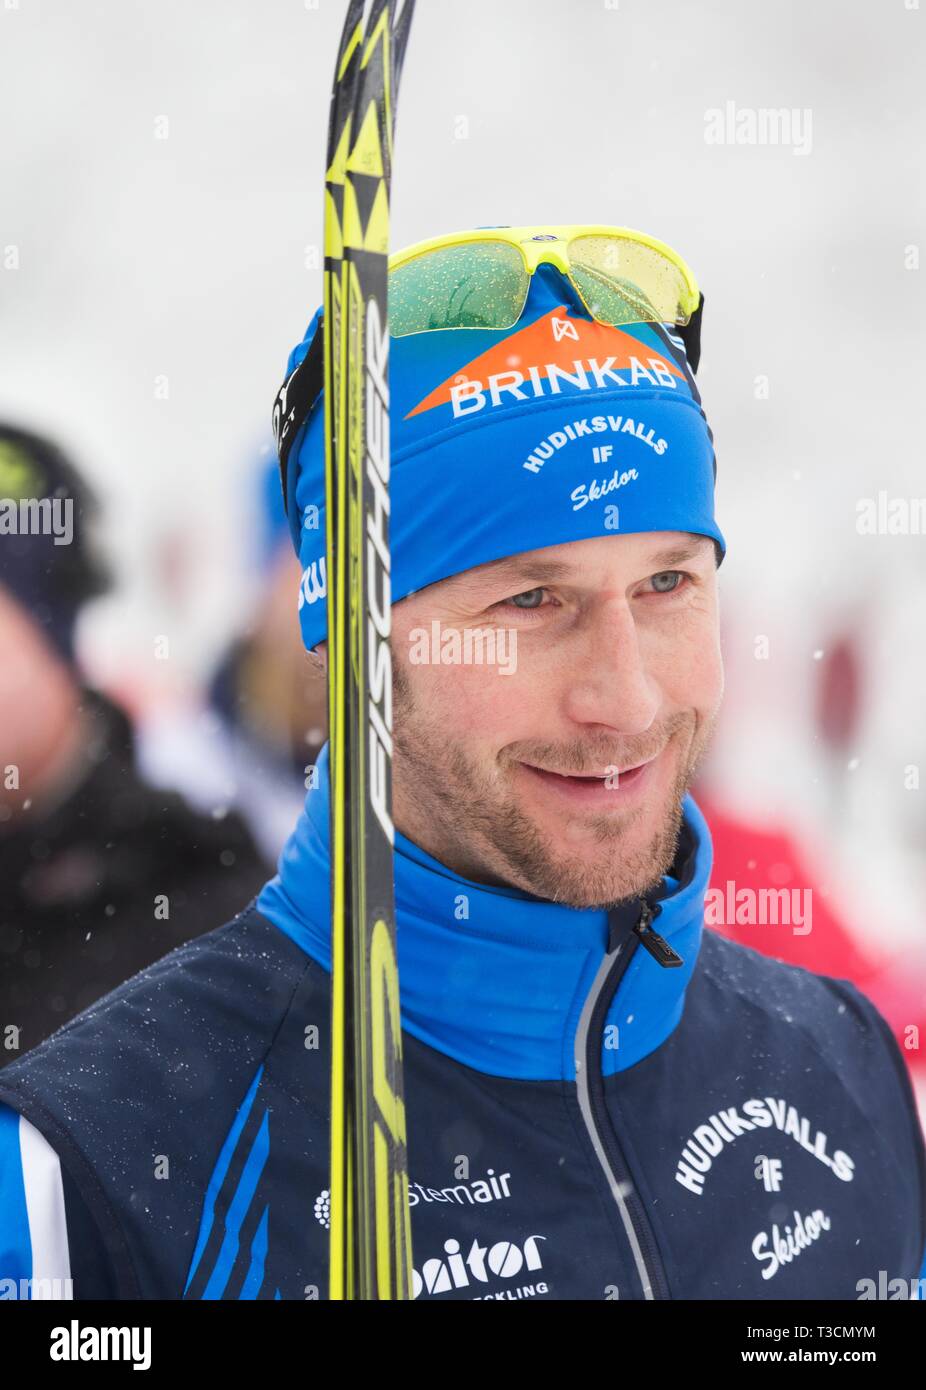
left=257, top=741, right=712, bottom=1081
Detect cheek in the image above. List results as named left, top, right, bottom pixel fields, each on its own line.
left=402, top=651, right=536, bottom=742
left=643, top=611, right=724, bottom=712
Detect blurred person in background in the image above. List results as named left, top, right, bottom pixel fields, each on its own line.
left=0, top=423, right=267, bottom=1066
left=136, top=453, right=328, bottom=863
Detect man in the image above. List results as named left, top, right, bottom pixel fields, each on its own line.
left=0, top=423, right=268, bottom=1066
left=0, top=227, right=923, bottom=1301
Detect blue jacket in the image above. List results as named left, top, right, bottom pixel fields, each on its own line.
left=1, top=742, right=924, bottom=1300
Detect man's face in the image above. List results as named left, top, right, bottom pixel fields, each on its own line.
left=322, top=531, right=723, bottom=909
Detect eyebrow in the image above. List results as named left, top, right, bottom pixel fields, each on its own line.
left=466, top=556, right=574, bottom=585
left=645, top=537, right=716, bottom=568
left=458, top=536, right=715, bottom=590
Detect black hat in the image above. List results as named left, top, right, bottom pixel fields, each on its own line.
left=0, top=423, right=111, bottom=664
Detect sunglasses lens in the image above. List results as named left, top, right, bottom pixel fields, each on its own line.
left=568, top=235, right=695, bottom=327
left=389, top=242, right=528, bottom=337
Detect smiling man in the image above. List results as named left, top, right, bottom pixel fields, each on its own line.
left=0, top=226, right=923, bottom=1302
left=309, top=529, right=721, bottom=912
left=386, top=531, right=722, bottom=907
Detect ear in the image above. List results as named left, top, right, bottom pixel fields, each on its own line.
left=308, top=640, right=328, bottom=674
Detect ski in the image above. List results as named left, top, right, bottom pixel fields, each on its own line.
left=321, top=0, right=366, bottom=1307
left=323, top=0, right=416, bottom=1301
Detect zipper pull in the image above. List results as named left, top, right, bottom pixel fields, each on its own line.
left=632, top=901, right=684, bottom=968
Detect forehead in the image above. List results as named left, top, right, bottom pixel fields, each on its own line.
left=445, top=532, right=716, bottom=590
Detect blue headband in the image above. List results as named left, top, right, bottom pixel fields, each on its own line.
left=280, top=262, right=725, bottom=651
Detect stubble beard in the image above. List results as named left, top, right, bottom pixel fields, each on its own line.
left=391, top=661, right=716, bottom=909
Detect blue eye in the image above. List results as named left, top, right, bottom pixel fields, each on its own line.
left=650, top=571, right=684, bottom=593
left=506, top=587, right=546, bottom=609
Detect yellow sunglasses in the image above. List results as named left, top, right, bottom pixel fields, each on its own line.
left=387, top=223, right=702, bottom=339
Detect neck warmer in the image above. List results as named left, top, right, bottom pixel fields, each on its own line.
left=257, top=741, right=713, bottom=1082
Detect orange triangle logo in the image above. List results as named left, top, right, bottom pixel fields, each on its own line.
left=404, top=307, right=684, bottom=419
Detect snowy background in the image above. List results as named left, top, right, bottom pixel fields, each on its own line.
left=2, top=0, right=925, bottom=1031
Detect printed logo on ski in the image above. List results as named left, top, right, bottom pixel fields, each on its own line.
left=298, top=556, right=327, bottom=609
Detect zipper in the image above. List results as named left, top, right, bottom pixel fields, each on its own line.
left=633, top=901, right=684, bottom=968
left=573, top=898, right=681, bottom=1300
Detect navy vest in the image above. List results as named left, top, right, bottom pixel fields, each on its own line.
left=0, top=893, right=923, bottom=1300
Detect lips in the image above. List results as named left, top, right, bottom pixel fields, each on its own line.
left=516, top=754, right=659, bottom=806
left=523, top=761, right=649, bottom=782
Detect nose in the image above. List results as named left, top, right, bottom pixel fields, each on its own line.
left=561, top=595, right=660, bottom=737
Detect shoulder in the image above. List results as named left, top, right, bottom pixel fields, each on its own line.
left=696, top=928, right=893, bottom=1054
left=0, top=904, right=323, bottom=1170
left=698, top=927, right=894, bottom=1043
left=695, top=930, right=925, bottom=1146
left=15, top=898, right=297, bottom=1036
left=0, top=905, right=328, bottom=1297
